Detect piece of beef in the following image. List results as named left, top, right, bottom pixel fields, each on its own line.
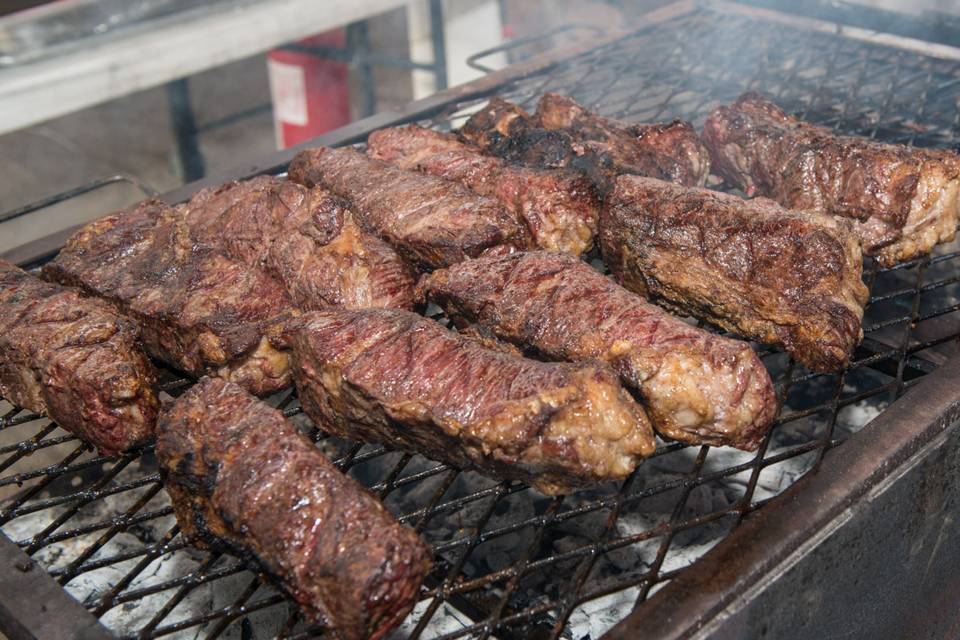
left=535, top=93, right=710, bottom=188
left=180, top=176, right=417, bottom=310
left=459, top=94, right=710, bottom=190
left=702, top=93, right=960, bottom=266
left=157, top=377, right=431, bottom=640
left=421, top=251, right=778, bottom=450
left=288, top=146, right=528, bottom=269
left=601, top=176, right=869, bottom=373
left=44, top=201, right=294, bottom=395
left=367, top=125, right=599, bottom=256
left=0, top=260, right=157, bottom=455
left=286, top=308, right=655, bottom=495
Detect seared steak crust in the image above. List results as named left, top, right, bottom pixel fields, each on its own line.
left=0, top=260, right=157, bottom=455
left=157, top=377, right=430, bottom=640
left=288, top=147, right=528, bottom=269
left=287, top=308, right=656, bottom=495
left=421, top=251, right=777, bottom=450
left=601, top=177, right=869, bottom=373
left=181, top=176, right=417, bottom=310
left=367, top=125, right=599, bottom=256
left=459, top=94, right=710, bottom=190
left=44, top=201, right=293, bottom=395
left=702, top=93, right=960, bottom=265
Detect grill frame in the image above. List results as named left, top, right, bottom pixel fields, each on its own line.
left=3, top=1, right=960, bottom=638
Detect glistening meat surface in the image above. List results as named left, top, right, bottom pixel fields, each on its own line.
left=157, top=377, right=431, bottom=640
left=180, top=176, right=417, bottom=310
left=601, top=176, right=869, bottom=373
left=367, top=125, right=599, bottom=256
left=44, top=201, right=294, bottom=395
left=0, top=260, right=158, bottom=455
left=702, top=92, right=960, bottom=265
left=286, top=308, right=656, bottom=495
left=421, top=251, right=777, bottom=450
left=288, top=146, right=527, bottom=269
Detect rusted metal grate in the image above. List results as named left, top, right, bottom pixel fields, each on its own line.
left=4, top=4, right=960, bottom=639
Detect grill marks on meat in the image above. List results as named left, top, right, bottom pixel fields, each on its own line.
left=421, top=252, right=778, bottom=450
left=602, top=176, right=869, bottom=373
left=288, top=146, right=528, bottom=269
left=702, top=93, right=960, bottom=266
left=180, top=176, right=417, bottom=310
left=44, top=201, right=294, bottom=395
left=459, top=94, right=710, bottom=190
left=367, top=125, right=599, bottom=256
left=157, top=377, right=430, bottom=640
left=0, top=260, right=157, bottom=455
left=287, top=308, right=655, bottom=495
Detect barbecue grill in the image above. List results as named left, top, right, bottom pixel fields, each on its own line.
left=2, top=1, right=960, bottom=638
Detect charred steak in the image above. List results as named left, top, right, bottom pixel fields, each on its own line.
left=286, top=308, right=656, bottom=495
left=601, top=176, right=869, bottom=373
left=421, top=251, right=778, bottom=450
left=702, top=93, right=960, bottom=266
left=180, top=176, right=417, bottom=310
left=44, top=201, right=294, bottom=395
left=288, top=146, right=528, bottom=269
left=157, top=377, right=431, bottom=640
left=459, top=93, right=710, bottom=190
left=367, top=125, right=599, bottom=256
left=0, top=260, right=157, bottom=455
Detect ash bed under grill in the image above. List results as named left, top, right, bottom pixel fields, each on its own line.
left=2, top=2, right=960, bottom=639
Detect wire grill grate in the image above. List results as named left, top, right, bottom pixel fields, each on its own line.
left=3, top=6, right=960, bottom=639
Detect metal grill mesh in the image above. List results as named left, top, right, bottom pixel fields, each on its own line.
left=4, top=6, right=960, bottom=639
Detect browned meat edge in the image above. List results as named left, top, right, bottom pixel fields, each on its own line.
left=0, top=259, right=158, bottom=455
left=157, top=377, right=431, bottom=640
left=367, top=125, right=599, bottom=256
left=702, top=92, right=960, bottom=266
left=421, top=251, right=778, bottom=450
left=601, top=176, right=869, bottom=373
left=287, top=308, right=656, bottom=495
left=180, top=176, right=417, bottom=310
left=288, top=146, right=528, bottom=269
left=43, top=200, right=294, bottom=396
left=459, top=94, right=710, bottom=190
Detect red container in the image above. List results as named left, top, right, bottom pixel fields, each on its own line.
left=267, top=30, right=351, bottom=149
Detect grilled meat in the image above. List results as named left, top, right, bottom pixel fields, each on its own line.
left=601, top=176, right=869, bottom=373
left=0, top=260, right=157, bottom=455
left=702, top=93, right=960, bottom=266
left=44, top=201, right=294, bottom=395
left=157, top=377, right=431, bottom=640
left=459, top=94, right=710, bottom=190
left=421, top=251, right=778, bottom=450
left=181, top=176, right=417, bottom=310
left=535, top=93, right=710, bottom=187
left=367, top=125, right=599, bottom=256
left=286, top=308, right=656, bottom=495
left=288, top=147, right=528, bottom=269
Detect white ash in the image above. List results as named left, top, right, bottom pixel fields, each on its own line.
left=0, top=372, right=897, bottom=640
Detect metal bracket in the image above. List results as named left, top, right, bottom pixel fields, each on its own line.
left=0, top=532, right=112, bottom=640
